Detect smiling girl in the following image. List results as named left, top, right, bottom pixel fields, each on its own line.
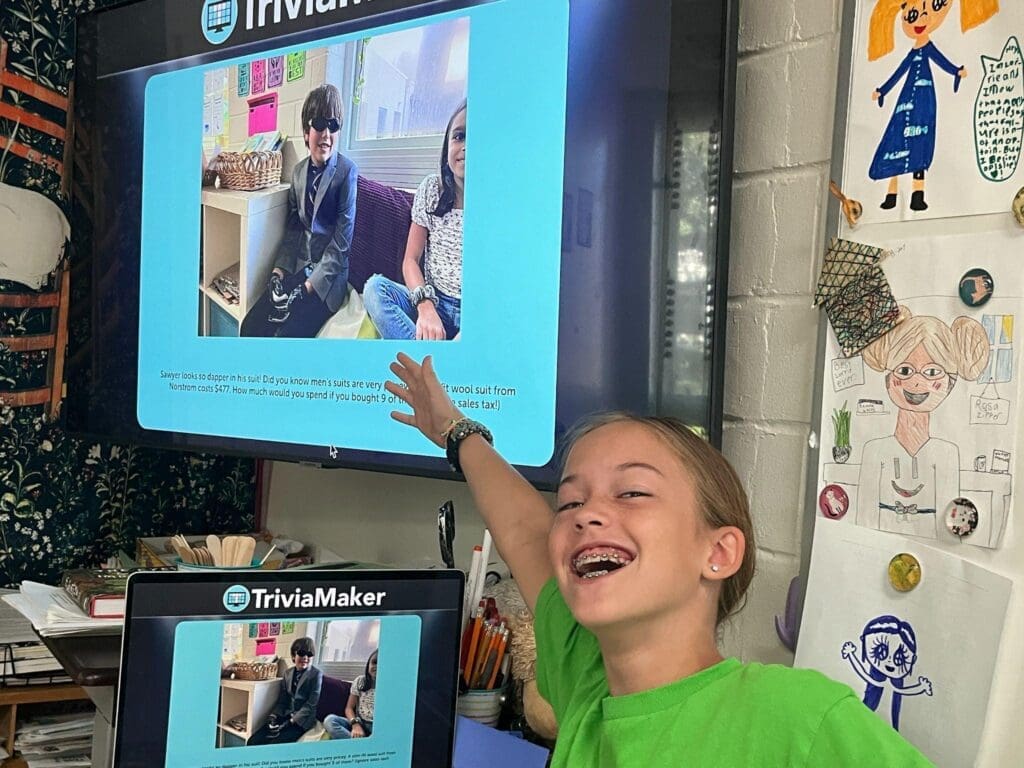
left=857, top=308, right=989, bottom=538
left=364, top=101, right=467, bottom=341
left=385, top=353, right=932, bottom=766
left=867, top=0, right=998, bottom=211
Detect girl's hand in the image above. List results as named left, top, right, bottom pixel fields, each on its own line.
left=415, top=302, right=446, bottom=340
left=958, top=66, right=967, bottom=79
left=871, top=89, right=880, bottom=101
left=386, top=353, right=462, bottom=449
left=352, top=723, right=366, bottom=738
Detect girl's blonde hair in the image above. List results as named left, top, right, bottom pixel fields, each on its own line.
left=868, top=0, right=1000, bottom=61
left=561, top=413, right=755, bottom=626
left=862, top=306, right=990, bottom=379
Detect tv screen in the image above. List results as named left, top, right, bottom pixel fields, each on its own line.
left=66, top=0, right=736, bottom=487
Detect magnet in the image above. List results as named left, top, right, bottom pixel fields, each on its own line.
left=887, top=553, right=922, bottom=592
left=1013, top=187, right=1024, bottom=226
left=958, top=268, right=994, bottom=307
left=818, top=484, right=850, bottom=520
left=944, top=497, right=979, bottom=539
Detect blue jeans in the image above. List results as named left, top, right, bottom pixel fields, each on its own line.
left=324, top=715, right=373, bottom=739
left=363, top=274, right=460, bottom=340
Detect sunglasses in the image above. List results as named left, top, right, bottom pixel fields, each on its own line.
left=295, top=652, right=314, bottom=658
left=308, top=117, right=340, bottom=133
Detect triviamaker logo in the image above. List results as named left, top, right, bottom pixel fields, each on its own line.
left=222, top=585, right=388, bottom=612
left=202, top=0, right=379, bottom=45
left=223, top=584, right=252, bottom=613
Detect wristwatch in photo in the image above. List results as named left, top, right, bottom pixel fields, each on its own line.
left=444, top=418, right=493, bottom=474
left=410, top=284, right=439, bottom=307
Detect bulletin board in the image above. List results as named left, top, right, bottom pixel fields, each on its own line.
left=795, top=3, right=1023, bottom=767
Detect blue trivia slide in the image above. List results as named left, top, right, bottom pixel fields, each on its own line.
left=164, top=615, right=422, bottom=767
left=136, top=0, right=569, bottom=466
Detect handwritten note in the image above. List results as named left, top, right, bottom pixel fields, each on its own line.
left=974, top=36, right=1024, bottom=182
left=970, top=394, right=1010, bottom=426
left=831, top=356, right=865, bottom=391
left=251, top=59, right=266, bottom=94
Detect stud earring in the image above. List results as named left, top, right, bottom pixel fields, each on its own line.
left=710, top=564, right=720, bottom=573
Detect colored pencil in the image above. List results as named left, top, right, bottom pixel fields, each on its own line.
left=486, top=627, right=509, bottom=689
left=462, top=607, right=485, bottom=686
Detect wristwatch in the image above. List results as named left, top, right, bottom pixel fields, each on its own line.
left=444, top=418, right=493, bottom=474
left=410, top=284, right=438, bottom=307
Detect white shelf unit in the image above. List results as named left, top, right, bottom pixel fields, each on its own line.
left=216, top=677, right=282, bottom=746
left=199, top=184, right=291, bottom=335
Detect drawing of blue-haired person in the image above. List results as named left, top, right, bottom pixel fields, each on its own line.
left=867, top=0, right=999, bottom=212
left=841, top=615, right=934, bottom=731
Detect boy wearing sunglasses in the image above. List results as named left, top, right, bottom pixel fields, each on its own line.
left=240, top=84, right=358, bottom=337
left=248, top=637, right=323, bottom=744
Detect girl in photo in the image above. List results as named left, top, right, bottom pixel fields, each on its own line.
left=867, top=0, right=998, bottom=211
left=383, top=353, right=933, bottom=766
left=324, top=650, right=377, bottom=739
left=857, top=308, right=989, bottom=538
left=363, top=101, right=466, bottom=341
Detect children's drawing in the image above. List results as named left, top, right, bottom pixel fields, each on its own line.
left=980, top=314, right=1013, bottom=382
left=251, top=59, right=266, bottom=95
left=866, top=0, right=998, bottom=212
left=814, top=239, right=901, bottom=357
left=832, top=401, right=852, bottom=463
left=798, top=524, right=1012, bottom=766
left=237, top=62, right=250, bottom=97
left=268, top=56, right=284, bottom=88
left=857, top=308, right=990, bottom=538
left=841, top=615, right=933, bottom=731
left=974, top=36, right=1024, bottom=182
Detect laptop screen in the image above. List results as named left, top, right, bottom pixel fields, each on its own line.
left=114, top=569, right=463, bottom=767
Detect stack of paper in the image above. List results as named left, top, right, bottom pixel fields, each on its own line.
left=0, top=589, right=68, bottom=684
left=2, top=581, right=123, bottom=637
left=18, top=711, right=93, bottom=767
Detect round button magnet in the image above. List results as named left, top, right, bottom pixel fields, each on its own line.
left=888, top=553, right=922, bottom=592
left=818, top=484, right=849, bottom=520
left=945, top=497, right=979, bottom=539
left=959, top=268, right=994, bottom=307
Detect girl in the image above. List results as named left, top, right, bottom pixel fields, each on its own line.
left=363, top=101, right=466, bottom=341
left=867, top=0, right=998, bottom=212
left=324, top=649, right=377, bottom=739
left=857, top=308, right=989, bottom=538
left=842, top=615, right=933, bottom=732
left=385, top=353, right=933, bottom=766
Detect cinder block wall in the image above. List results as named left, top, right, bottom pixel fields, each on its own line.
left=719, top=0, right=841, bottom=663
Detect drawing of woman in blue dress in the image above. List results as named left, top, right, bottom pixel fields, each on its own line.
left=867, top=0, right=999, bottom=212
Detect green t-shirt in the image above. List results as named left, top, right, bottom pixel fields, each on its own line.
left=534, top=579, right=935, bottom=767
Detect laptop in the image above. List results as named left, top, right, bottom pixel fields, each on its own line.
left=113, top=568, right=463, bottom=767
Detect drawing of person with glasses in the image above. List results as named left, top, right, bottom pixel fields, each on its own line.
left=842, top=615, right=933, bottom=731
left=857, top=308, right=989, bottom=538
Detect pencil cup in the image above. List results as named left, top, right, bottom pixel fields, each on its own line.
left=456, top=687, right=506, bottom=727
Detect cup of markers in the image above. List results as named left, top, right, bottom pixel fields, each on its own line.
left=456, top=596, right=511, bottom=726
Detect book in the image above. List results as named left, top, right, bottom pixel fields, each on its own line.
left=59, top=569, right=135, bottom=619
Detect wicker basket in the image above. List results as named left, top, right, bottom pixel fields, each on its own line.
left=230, top=660, right=278, bottom=681
left=214, top=150, right=283, bottom=191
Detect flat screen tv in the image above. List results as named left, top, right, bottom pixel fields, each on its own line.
left=66, top=0, right=737, bottom=488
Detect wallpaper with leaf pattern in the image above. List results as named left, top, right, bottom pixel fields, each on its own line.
left=0, top=0, right=256, bottom=587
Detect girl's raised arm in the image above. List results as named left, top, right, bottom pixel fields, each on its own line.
left=386, top=353, right=554, bottom=613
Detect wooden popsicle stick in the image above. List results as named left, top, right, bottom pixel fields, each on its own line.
left=207, top=535, right=222, bottom=567
left=236, top=536, right=255, bottom=567
left=223, top=537, right=237, bottom=568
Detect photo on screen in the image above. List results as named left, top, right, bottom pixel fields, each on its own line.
left=198, top=17, right=469, bottom=342
left=216, top=618, right=381, bottom=747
